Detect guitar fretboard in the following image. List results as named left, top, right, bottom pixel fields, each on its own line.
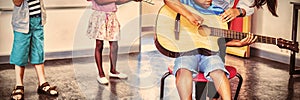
left=209, top=27, right=277, bottom=45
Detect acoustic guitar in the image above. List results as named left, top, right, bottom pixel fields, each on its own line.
left=155, top=5, right=299, bottom=58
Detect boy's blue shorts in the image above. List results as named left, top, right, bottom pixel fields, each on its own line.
left=10, top=17, right=44, bottom=66
left=173, top=54, right=229, bottom=81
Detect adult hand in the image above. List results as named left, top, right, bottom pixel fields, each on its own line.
left=220, top=8, right=240, bottom=22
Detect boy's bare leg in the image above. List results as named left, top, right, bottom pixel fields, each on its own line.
left=34, top=63, right=58, bottom=95
left=209, top=70, right=232, bottom=100
left=34, top=64, right=46, bottom=86
left=15, top=65, right=25, bottom=86
left=12, top=65, right=25, bottom=100
left=175, top=69, right=193, bottom=100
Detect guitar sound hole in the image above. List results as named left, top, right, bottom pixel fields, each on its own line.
left=198, top=26, right=209, bottom=37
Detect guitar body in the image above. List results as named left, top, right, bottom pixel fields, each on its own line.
left=155, top=5, right=228, bottom=58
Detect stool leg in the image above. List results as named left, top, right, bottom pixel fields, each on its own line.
left=195, top=82, right=208, bottom=100
left=160, top=72, right=172, bottom=99
left=234, top=73, right=243, bottom=100
left=207, top=81, right=220, bottom=99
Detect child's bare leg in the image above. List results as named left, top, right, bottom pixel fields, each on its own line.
left=175, top=68, right=193, bottom=100
left=95, top=40, right=105, bottom=77
left=15, top=65, right=25, bottom=86
left=34, top=64, right=46, bottom=86
left=209, top=70, right=231, bottom=100
left=109, top=41, right=119, bottom=74
left=11, top=65, right=25, bottom=99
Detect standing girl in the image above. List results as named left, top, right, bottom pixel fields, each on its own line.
left=86, top=0, right=141, bottom=85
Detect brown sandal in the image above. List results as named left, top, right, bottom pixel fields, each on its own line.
left=11, top=86, right=24, bottom=100
left=37, top=82, right=58, bottom=96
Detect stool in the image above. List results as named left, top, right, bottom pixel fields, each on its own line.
left=160, top=65, right=243, bottom=100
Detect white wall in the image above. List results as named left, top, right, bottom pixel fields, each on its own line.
left=0, top=10, right=14, bottom=56
left=251, top=0, right=300, bottom=65
left=0, top=0, right=140, bottom=61
left=141, top=0, right=164, bottom=27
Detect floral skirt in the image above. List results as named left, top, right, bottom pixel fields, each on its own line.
left=87, top=11, right=120, bottom=41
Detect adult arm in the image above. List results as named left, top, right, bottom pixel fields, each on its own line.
left=219, top=0, right=254, bottom=22
left=236, top=0, right=254, bottom=16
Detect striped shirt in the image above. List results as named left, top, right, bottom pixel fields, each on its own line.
left=28, top=0, right=41, bottom=17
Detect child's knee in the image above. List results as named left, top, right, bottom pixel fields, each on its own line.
left=209, top=69, right=225, bottom=77
left=175, top=68, right=192, bottom=77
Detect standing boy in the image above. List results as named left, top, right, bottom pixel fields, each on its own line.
left=10, top=0, right=58, bottom=100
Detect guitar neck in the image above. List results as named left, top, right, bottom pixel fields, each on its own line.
left=210, top=27, right=277, bottom=45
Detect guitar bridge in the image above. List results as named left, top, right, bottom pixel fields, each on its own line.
left=174, top=13, right=180, bottom=40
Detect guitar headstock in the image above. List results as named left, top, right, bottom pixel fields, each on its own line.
left=277, top=38, right=299, bottom=53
